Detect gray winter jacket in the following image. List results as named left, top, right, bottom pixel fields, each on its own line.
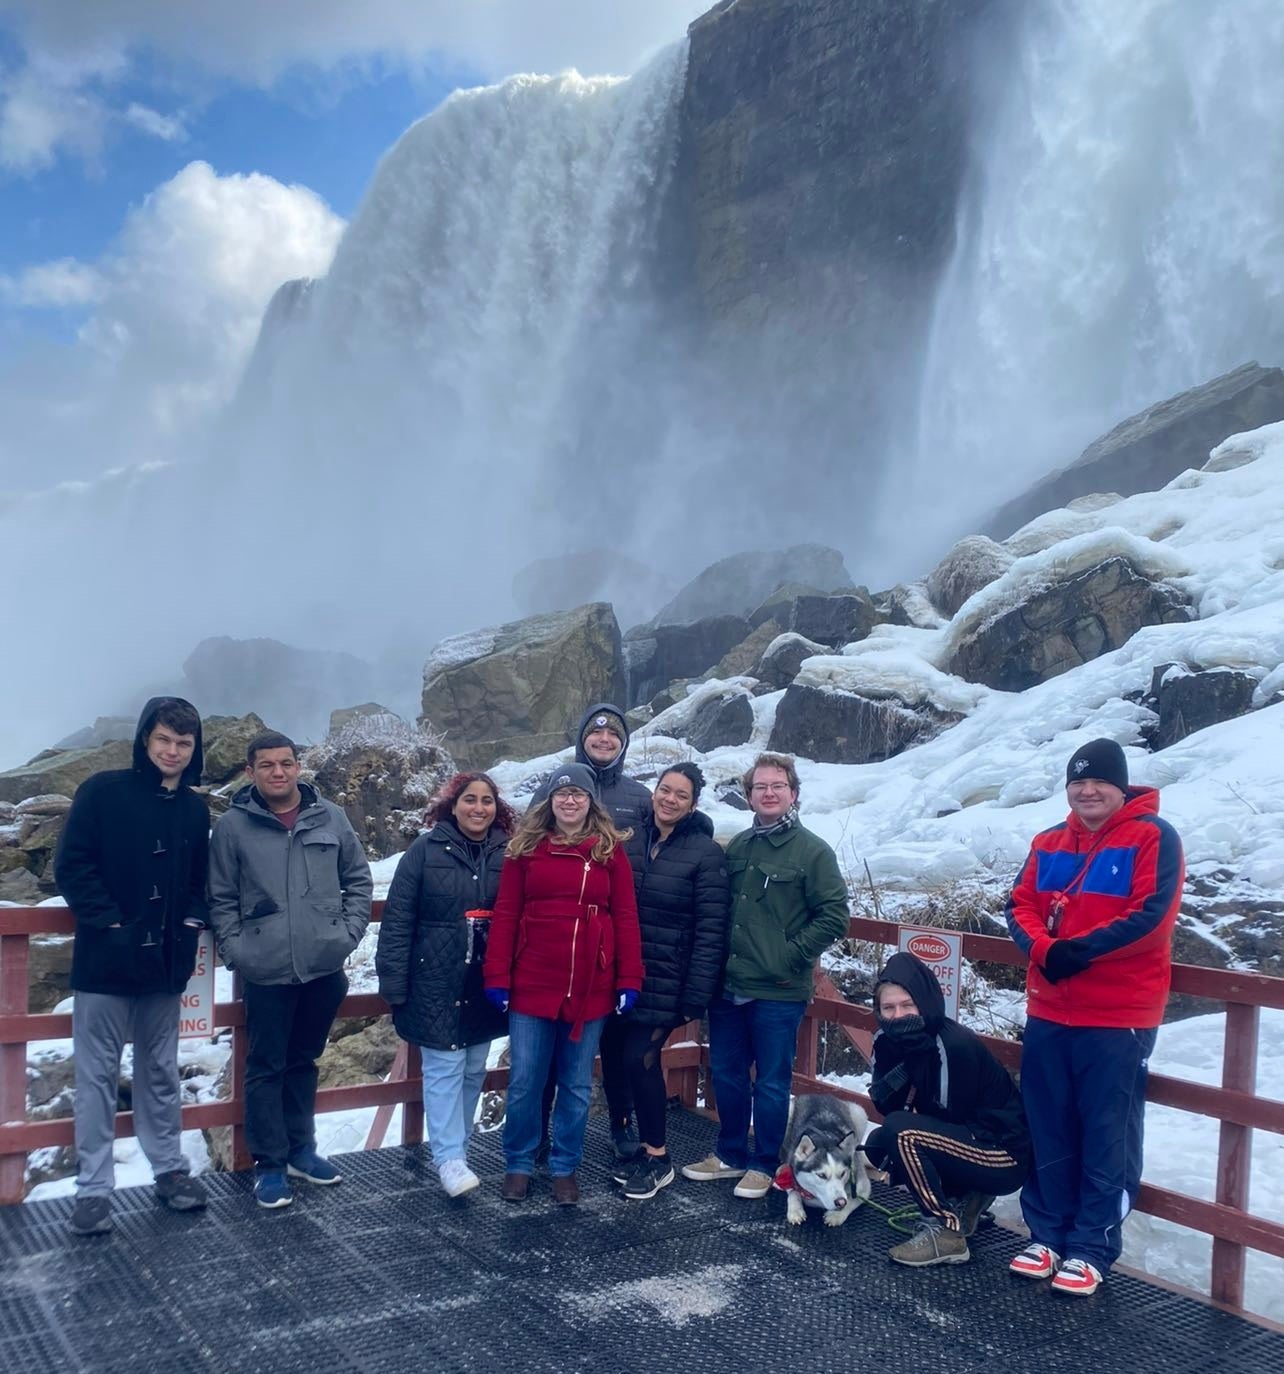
left=208, top=782, right=373, bottom=986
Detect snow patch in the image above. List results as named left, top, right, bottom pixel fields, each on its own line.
left=559, top=1262, right=743, bottom=1327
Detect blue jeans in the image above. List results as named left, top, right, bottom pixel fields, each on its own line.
left=504, top=1012, right=606, bottom=1177
left=708, top=996, right=807, bottom=1173
left=419, top=1041, right=492, bottom=1167
left=1019, top=1016, right=1157, bottom=1273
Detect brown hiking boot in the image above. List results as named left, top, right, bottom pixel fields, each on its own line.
left=551, top=1173, right=580, bottom=1206
left=888, top=1217, right=970, bottom=1267
left=501, top=1173, right=531, bottom=1202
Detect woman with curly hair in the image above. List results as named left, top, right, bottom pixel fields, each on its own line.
left=483, top=762, right=643, bottom=1205
left=376, top=772, right=518, bottom=1197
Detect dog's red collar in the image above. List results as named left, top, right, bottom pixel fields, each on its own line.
left=773, top=1164, right=816, bottom=1201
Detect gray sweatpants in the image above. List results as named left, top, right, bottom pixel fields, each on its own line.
left=73, top=991, right=187, bottom=1197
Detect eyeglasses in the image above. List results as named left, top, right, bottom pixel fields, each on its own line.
left=749, top=782, right=791, bottom=794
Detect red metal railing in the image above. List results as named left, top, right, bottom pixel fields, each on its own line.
left=2, top=905, right=1281, bottom=1314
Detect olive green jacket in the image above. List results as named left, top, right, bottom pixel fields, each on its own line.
left=723, top=822, right=849, bottom=1001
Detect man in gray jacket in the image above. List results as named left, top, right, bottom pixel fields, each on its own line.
left=208, top=731, right=372, bottom=1209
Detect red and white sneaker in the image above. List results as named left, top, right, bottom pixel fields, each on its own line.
left=1051, top=1258, right=1103, bottom=1297
left=1009, top=1243, right=1060, bottom=1279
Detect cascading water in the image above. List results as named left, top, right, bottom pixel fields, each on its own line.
left=907, top=0, right=1284, bottom=548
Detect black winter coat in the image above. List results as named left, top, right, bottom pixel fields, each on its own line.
left=869, top=952, right=1030, bottom=1161
left=623, top=810, right=729, bottom=1026
left=376, top=820, right=509, bottom=1051
left=55, top=698, right=208, bottom=997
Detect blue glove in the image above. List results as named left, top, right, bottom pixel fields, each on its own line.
left=615, top=989, right=638, bottom=1015
left=485, top=988, right=510, bottom=1013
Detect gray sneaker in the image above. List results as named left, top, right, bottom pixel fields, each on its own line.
left=69, top=1195, right=112, bottom=1236
left=955, top=1191, right=996, bottom=1238
left=889, top=1217, right=970, bottom=1267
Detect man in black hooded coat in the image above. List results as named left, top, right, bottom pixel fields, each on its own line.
left=531, top=703, right=651, bottom=833
left=865, top=951, right=1030, bottom=1268
left=55, top=696, right=211, bottom=1234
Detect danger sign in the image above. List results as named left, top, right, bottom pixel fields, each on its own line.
left=897, top=925, right=963, bottom=1022
left=179, top=933, right=215, bottom=1039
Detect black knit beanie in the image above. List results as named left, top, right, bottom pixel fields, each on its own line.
left=1065, top=738, right=1128, bottom=792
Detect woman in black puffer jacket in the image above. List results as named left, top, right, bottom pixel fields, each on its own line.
left=376, top=772, right=517, bottom=1198
left=604, top=762, right=730, bottom=1199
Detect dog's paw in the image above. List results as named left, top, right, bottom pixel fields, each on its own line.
left=823, top=1206, right=852, bottom=1227
left=786, top=1195, right=806, bottom=1226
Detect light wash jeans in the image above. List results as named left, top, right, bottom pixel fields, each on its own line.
left=503, top=1012, right=605, bottom=1177
left=420, top=1041, right=492, bottom=1166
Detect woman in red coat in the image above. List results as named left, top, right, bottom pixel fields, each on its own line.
left=484, top=762, right=643, bottom=1205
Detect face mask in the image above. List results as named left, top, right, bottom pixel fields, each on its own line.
left=878, top=1013, right=927, bottom=1038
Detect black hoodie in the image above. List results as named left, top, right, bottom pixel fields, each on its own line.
left=532, top=701, right=652, bottom=832
left=870, top=951, right=1030, bottom=1159
left=56, top=697, right=209, bottom=996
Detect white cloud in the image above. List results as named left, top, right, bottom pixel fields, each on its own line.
left=0, top=256, right=103, bottom=307
left=122, top=100, right=186, bottom=142
left=0, top=160, right=345, bottom=485
left=0, top=59, right=108, bottom=171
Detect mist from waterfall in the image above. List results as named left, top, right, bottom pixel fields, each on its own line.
left=904, top=0, right=1284, bottom=553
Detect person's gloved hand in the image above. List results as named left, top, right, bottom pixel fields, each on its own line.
left=873, top=1062, right=910, bottom=1097
left=485, top=988, right=510, bottom=1013
left=1042, top=938, right=1093, bottom=984
left=615, top=989, right=639, bottom=1015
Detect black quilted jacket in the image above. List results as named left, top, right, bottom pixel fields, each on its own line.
left=623, top=810, right=730, bottom=1026
left=376, top=820, right=509, bottom=1050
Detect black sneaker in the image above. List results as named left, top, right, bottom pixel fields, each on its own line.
left=611, top=1123, right=640, bottom=1160
left=622, top=1155, right=675, bottom=1201
left=155, top=1170, right=208, bottom=1212
left=610, top=1149, right=645, bottom=1186
left=69, top=1195, right=112, bottom=1236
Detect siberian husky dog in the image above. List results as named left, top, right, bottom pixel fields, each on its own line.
left=777, top=1095, right=872, bottom=1227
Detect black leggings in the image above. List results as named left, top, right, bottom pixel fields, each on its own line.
left=599, top=1019, right=672, bottom=1148
left=864, top=1111, right=1028, bottom=1232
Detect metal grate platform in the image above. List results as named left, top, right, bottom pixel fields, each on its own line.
left=0, top=1107, right=1280, bottom=1373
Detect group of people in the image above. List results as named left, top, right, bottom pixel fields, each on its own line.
left=56, top=693, right=1184, bottom=1301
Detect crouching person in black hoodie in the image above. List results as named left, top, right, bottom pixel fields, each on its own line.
left=865, top=952, right=1030, bottom=1268
left=55, top=697, right=211, bottom=1236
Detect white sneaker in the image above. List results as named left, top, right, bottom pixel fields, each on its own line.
left=438, top=1159, right=481, bottom=1198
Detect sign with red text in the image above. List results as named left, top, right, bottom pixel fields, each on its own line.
left=897, top=926, right=963, bottom=1022
left=180, top=933, right=215, bottom=1038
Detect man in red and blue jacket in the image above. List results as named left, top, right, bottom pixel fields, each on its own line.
left=1004, top=738, right=1184, bottom=1297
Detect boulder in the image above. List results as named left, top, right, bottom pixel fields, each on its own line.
left=328, top=703, right=392, bottom=736
left=925, top=535, right=1013, bottom=617
left=948, top=558, right=1193, bottom=693
left=624, top=615, right=750, bottom=706
left=181, top=636, right=377, bottom=744
left=711, top=619, right=782, bottom=678
left=681, top=687, right=755, bottom=753
left=749, top=590, right=878, bottom=648
left=201, top=713, right=268, bottom=784
left=769, top=683, right=959, bottom=765
left=14, top=794, right=71, bottom=817
left=27, top=936, right=74, bottom=1014
left=53, top=716, right=135, bottom=751
left=318, top=1016, right=400, bottom=1089
left=1148, top=665, right=1259, bottom=750
left=872, top=584, right=944, bottom=629
left=419, top=603, right=625, bottom=770
left=757, top=632, right=828, bottom=691
left=304, top=713, right=455, bottom=857
left=0, top=739, right=132, bottom=805
left=644, top=545, right=852, bottom=626
left=988, top=362, right=1284, bottom=537
left=0, top=867, right=42, bottom=904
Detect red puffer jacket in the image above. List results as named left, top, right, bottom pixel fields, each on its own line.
left=1005, top=786, right=1184, bottom=1029
left=484, top=835, right=644, bottom=1038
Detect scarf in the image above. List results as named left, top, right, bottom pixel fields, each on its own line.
left=752, top=803, right=799, bottom=840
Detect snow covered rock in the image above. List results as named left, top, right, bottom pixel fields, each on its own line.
left=989, top=361, right=1284, bottom=537
left=757, top=632, right=828, bottom=691
left=949, top=556, right=1193, bottom=692
left=748, top=589, right=878, bottom=648
left=624, top=615, right=751, bottom=706
left=925, top=535, right=1013, bottom=617
left=680, top=686, right=755, bottom=753
left=0, top=739, right=132, bottom=805
left=711, top=619, right=783, bottom=679
left=1148, top=665, right=1259, bottom=751
left=328, top=702, right=394, bottom=736
left=768, top=683, right=960, bottom=765
left=419, top=602, right=625, bottom=770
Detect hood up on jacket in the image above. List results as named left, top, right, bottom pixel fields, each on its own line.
left=574, top=700, right=632, bottom=788
left=875, top=951, right=947, bottom=1033
left=132, top=695, right=204, bottom=788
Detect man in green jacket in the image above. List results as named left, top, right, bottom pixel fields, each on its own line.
left=681, top=752, right=849, bottom=1199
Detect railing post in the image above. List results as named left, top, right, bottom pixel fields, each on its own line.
left=1211, top=1001, right=1259, bottom=1308
left=795, top=1008, right=819, bottom=1083
left=0, top=933, right=31, bottom=1204
left=229, top=971, right=251, bottom=1172
left=401, top=1042, right=424, bottom=1146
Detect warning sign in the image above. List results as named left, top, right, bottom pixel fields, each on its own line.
left=179, top=933, right=215, bottom=1039
left=897, top=926, right=963, bottom=1022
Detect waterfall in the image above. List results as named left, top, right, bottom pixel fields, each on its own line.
left=908, top=0, right=1284, bottom=544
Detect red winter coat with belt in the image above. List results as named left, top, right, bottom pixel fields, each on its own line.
left=483, top=835, right=644, bottom=1038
